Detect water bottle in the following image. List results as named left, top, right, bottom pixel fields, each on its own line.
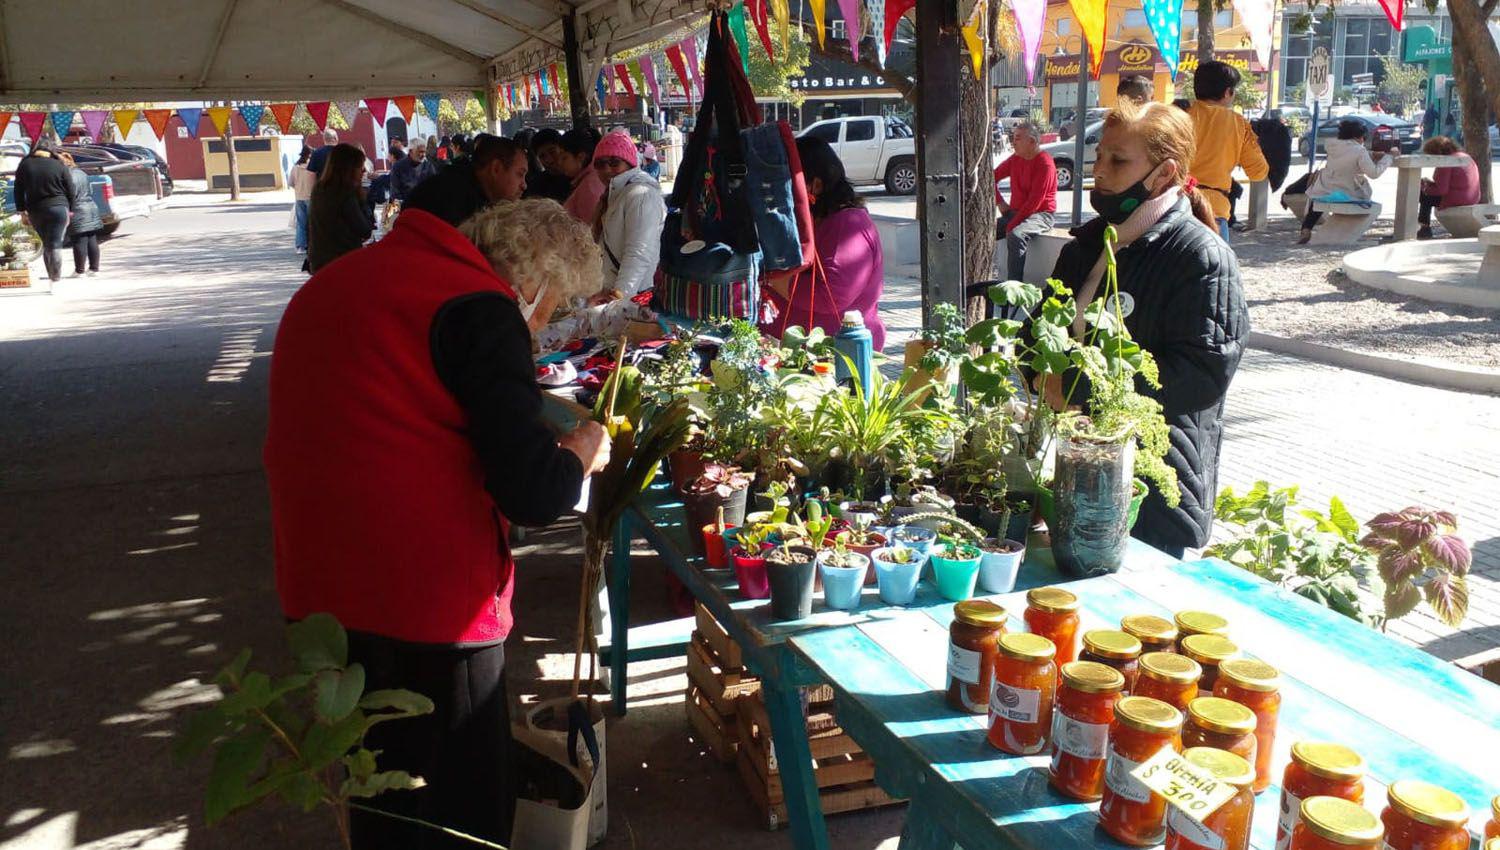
left=833, top=311, right=874, bottom=399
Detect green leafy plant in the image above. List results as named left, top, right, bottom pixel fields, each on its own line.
left=174, top=614, right=486, bottom=848
left=734, top=525, right=773, bottom=552
left=919, top=303, right=969, bottom=373
left=777, top=324, right=832, bottom=372
left=877, top=543, right=918, bottom=564
left=818, top=364, right=956, bottom=500
left=1360, top=508, right=1471, bottom=627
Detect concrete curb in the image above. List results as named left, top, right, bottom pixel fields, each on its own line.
left=1248, top=330, right=1500, bottom=396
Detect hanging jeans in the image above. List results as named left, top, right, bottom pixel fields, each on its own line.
left=741, top=123, right=802, bottom=272
left=28, top=203, right=70, bottom=282
left=294, top=199, right=310, bottom=251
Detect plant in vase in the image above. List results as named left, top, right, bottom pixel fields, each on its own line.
left=817, top=365, right=955, bottom=502
left=929, top=536, right=984, bottom=601
left=817, top=537, right=871, bottom=611
left=1361, top=506, right=1471, bottom=628
left=681, top=464, right=754, bottom=552
left=870, top=542, right=927, bottom=605
left=977, top=537, right=1027, bottom=594
left=730, top=526, right=774, bottom=600
left=764, top=538, right=818, bottom=620
left=903, top=302, right=967, bottom=399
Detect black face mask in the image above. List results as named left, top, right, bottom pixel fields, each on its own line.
left=1089, top=165, right=1161, bottom=225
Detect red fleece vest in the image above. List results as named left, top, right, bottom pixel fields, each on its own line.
left=265, top=210, right=520, bottom=645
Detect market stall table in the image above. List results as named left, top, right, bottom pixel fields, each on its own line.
left=1392, top=153, right=1467, bottom=241
left=788, top=558, right=1500, bottom=850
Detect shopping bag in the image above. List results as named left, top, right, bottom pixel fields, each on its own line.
left=511, top=697, right=607, bottom=848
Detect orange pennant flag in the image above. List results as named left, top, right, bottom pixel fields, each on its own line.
left=392, top=95, right=416, bottom=123
left=0, top=112, right=11, bottom=139
left=206, top=106, right=234, bottom=136
left=144, top=109, right=174, bottom=140
left=113, top=109, right=139, bottom=139
left=1067, top=0, right=1109, bottom=78
left=268, top=103, right=297, bottom=134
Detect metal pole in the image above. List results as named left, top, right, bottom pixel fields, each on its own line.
left=914, top=0, right=966, bottom=326
left=563, top=12, right=591, bottom=129
left=1072, top=37, right=1088, bottom=226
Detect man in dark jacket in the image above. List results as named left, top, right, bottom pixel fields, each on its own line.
left=389, top=140, right=437, bottom=202
left=13, top=140, right=79, bottom=282
left=403, top=136, right=527, bottom=226
left=524, top=128, right=574, bottom=202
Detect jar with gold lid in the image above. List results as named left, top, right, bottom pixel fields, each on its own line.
left=947, top=600, right=1007, bottom=714
left=1099, top=696, right=1184, bottom=846
left=1485, top=794, right=1499, bottom=843
left=1276, top=742, right=1367, bottom=850
left=988, top=632, right=1057, bottom=755
left=1182, top=697, right=1257, bottom=766
left=1135, top=652, right=1202, bottom=712
left=1026, top=587, right=1081, bottom=666
left=1290, top=796, right=1385, bottom=850
left=1081, top=629, right=1144, bottom=691
left=1048, top=661, right=1125, bottom=801
left=1164, top=747, right=1256, bottom=850
left=1213, top=658, right=1281, bottom=793
left=1173, top=610, right=1229, bottom=651
left=1181, top=633, right=1239, bottom=695
left=1122, top=614, right=1179, bottom=654
left=1380, top=780, right=1471, bottom=850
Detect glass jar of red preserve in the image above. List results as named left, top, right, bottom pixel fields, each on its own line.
left=947, top=600, right=1007, bottom=714
left=1048, top=661, right=1125, bottom=801
left=1290, top=796, right=1384, bottom=850
left=1276, top=741, right=1366, bottom=850
left=1181, top=634, right=1239, bottom=696
left=1135, top=651, right=1202, bottom=712
left=1099, top=696, right=1183, bottom=846
left=1380, top=780, right=1471, bottom=850
left=988, top=632, right=1057, bottom=755
left=1123, top=613, right=1179, bottom=654
left=1182, top=697, right=1257, bottom=767
left=1213, top=658, right=1281, bottom=794
left=1081, top=629, right=1144, bottom=692
left=1164, top=747, right=1256, bottom=850
left=1026, top=587, right=1081, bottom=666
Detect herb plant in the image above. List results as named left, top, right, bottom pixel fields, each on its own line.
left=1360, top=507, right=1471, bottom=627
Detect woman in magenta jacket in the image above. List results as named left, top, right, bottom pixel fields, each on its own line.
left=763, top=136, right=887, bottom=350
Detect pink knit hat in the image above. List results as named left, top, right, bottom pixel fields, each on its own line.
left=592, top=131, right=638, bottom=168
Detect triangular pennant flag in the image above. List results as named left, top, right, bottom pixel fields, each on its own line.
left=113, top=109, right=140, bottom=140
left=332, top=100, right=361, bottom=129
left=268, top=103, right=297, bottom=133
left=206, top=106, right=234, bottom=136
left=50, top=111, right=76, bottom=139
left=665, top=45, right=693, bottom=98
left=19, top=111, right=48, bottom=140
left=615, top=63, right=637, bottom=97
left=143, top=109, right=173, bottom=140
left=1067, top=0, right=1108, bottom=78
left=177, top=107, right=204, bottom=138
left=1232, top=0, right=1274, bottom=70
left=418, top=93, right=443, bottom=120
left=683, top=37, right=704, bottom=97
left=628, top=63, right=646, bottom=99
left=305, top=102, right=331, bottom=131
left=771, top=0, right=791, bottom=56
left=80, top=110, right=109, bottom=140
left=640, top=56, right=662, bottom=103
left=0, top=113, right=12, bottom=140
left=884, top=0, right=913, bottom=51
left=524, top=74, right=535, bottom=105
left=811, top=0, right=827, bottom=47
left=364, top=98, right=389, bottom=125
left=548, top=65, right=561, bottom=95
left=595, top=71, right=608, bottom=107
left=836, top=0, right=863, bottom=62
left=1376, top=0, right=1403, bottom=31
left=239, top=104, right=265, bottom=133
left=471, top=89, right=487, bottom=113
left=392, top=95, right=416, bottom=123
left=540, top=69, right=552, bottom=96
left=746, top=0, right=776, bottom=61
left=602, top=63, right=616, bottom=95
left=443, top=92, right=469, bottom=117
left=1011, top=0, right=1048, bottom=84
left=865, top=0, right=886, bottom=66
left=960, top=0, right=987, bottom=82
left=727, top=4, right=752, bottom=74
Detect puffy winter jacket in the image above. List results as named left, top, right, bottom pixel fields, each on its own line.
left=1309, top=138, right=1390, bottom=202
left=1049, top=197, right=1249, bottom=552
left=67, top=168, right=104, bottom=236
left=597, top=168, right=666, bottom=297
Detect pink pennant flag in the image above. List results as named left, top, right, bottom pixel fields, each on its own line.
left=364, top=97, right=390, bottom=125
left=1011, top=0, right=1047, bottom=85
left=682, top=37, right=703, bottom=97
left=602, top=63, right=617, bottom=94
left=1375, top=0, right=1403, bottom=30
left=18, top=111, right=48, bottom=140
left=79, top=110, right=109, bottom=140
left=305, top=101, right=331, bottom=131
left=836, top=0, right=863, bottom=62
left=639, top=55, right=662, bottom=103
left=885, top=0, right=914, bottom=52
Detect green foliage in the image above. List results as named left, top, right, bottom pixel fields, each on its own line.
left=1360, top=507, right=1471, bottom=627
left=818, top=365, right=956, bottom=497
left=745, top=23, right=812, bottom=105
left=919, top=303, right=969, bottom=373
left=1376, top=52, right=1426, bottom=116
left=702, top=320, right=785, bottom=466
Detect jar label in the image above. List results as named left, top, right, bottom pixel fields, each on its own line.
left=947, top=642, right=982, bottom=685
left=1105, top=747, right=1150, bottom=803
left=989, top=680, right=1042, bottom=723
left=1051, top=712, right=1109, bottom=760
left=1168, top=805, right=1226, bottom=850
left=1274, top=791, right=1301, bottom=850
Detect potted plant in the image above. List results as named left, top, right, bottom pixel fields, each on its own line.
left=870, top=543, right=928, bottom=606
left=764, top=539, right=818, bottom=620
left=977, top=537, right=1027, bottom=594
left=818, top=366, right=955, bottom=503
left=680, top=464, right=753, bottom=554
left=904, top=302, right=967, bottom=400
left=1361, top=507, right=1471, bottom=628
left=836, top=523, right=889, bottom=584
left=929, top=537, right=984, bottom=601
left=730, top=526, right=774, bottom=600
left=817, top=538, right=871, bottom=611
left=890, top=524, right=938, bottom=555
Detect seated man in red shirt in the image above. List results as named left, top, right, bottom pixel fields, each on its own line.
left=993, top=120, right=1058, bottom=281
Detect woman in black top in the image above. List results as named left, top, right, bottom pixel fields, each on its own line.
left=61, top=153, right=105, bottom=276
left=307, top=143, right=373, bottom=273
left=13, top=139, right=79, bottom=282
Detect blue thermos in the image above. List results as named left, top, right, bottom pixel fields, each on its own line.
left=833, top=311, right=874, bottom=399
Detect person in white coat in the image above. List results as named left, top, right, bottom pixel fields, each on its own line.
left=587, top=131, right=666, bottom=302
left=1298, top=119, right=1390, bottom=243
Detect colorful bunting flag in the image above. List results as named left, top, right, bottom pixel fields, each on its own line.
left=239, top=104, right=265, bottom=133
left=0, top=113, right=12, bottom=139
left=113, top=109, right=140, bottom=140
left=80, top=110, right=109, bottom=141
left=627, top=63, right=645, bottom=100
left=615, top=63, right=637, bottom=97
left=305, top=102, right=332, bottom=131
left=206, top=106, right=234, bottom=136
left=866, top=0, right=886, bottom=66
left=727, top=4, right=751, bottom=74
left=683, top=36, right=703, bottom=97
left=884, top=0, right=914, bottom=51
left=665, top=44, right=693, bottom=99
left=1067, top=0, right=1109, bottom=78
left=524, top=74, right=535, bottom=105
left=771, top=0, right=791, bottom=56
left=18, top=111, right=47, bottom=140
left=143, top=109, right=174, bottom=140
left=836, top=0, right=863, bottom=62
left=268, top=103, right=297, bottom=134
left=392, top=95, right=416, bottom=123
left=640, top=55, right=662, bottom=103
left=746, top=0, right=776, bottom=60
left=364, top=97, right=389, bottom=125
left=177, top=107, right=204, bottom=138
left=548, top=64, right=561, bottom=95
left=444, top=92, right=469, bottom=117
left=960, top=0, right=987, bottom=82
left=1376, top=0, right=1403, bottom=30
left=471, top=89, right=487, bottom=113
left=333, top=100, right=361, bottom=129
left=1011, top=0, right=1048, bottom=84
left=595, top=70, right=608, bottom=106
left=1233, top=0, right=1275, bottom=69
left=810, top=0, right=827, bottom=48
left=50, top=111, right=76, bottom=139
left=418, top=93, right=443, bottom=120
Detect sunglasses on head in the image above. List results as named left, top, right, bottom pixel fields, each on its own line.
left=593, top=157, right=627, bottom=169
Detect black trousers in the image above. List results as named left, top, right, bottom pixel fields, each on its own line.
left=347, top=633, right=515, bottom=850
left=1418, top=192, right=1443, bottom=227
left=29, top=204, right=69, bottom=281
left=72, top=231, right=100, bottom=273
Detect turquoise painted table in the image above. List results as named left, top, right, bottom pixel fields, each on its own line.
left=788, top=558, right=1500, bottom=850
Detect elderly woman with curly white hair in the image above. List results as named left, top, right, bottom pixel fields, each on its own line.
left=265, top=200, right=609, bottom=850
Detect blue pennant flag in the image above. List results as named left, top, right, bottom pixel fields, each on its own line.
left=595, top=71, right=607, bottom=105
left=419, top=93, right=443, bottom=120
left=50, top=111, right=76, bottom=139
left=1144, top=0, right=1186, bottom=79
left=238, top=104, right=265, bottom=132
left=177, top=107, right=204, bottom=138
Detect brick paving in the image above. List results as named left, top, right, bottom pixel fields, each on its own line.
left=878, top=268, right=1500, bottom=664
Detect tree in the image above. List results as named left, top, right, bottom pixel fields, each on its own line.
left=1196, top=0, right=1231, bottom=64
left=1375, top=51, right=1426, bottom=115
left=1446, top=0, right=1499, bottom=202
left=745, top=23, right=813, bottom=102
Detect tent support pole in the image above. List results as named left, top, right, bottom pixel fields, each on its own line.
left=914, top=0, right=966, bottom=326
left=564, top=11, right=591, bottom=129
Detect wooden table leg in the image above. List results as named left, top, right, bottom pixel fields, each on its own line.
left=897, top=786, right=959, bottom=850
left=1394, top=166, right=1421, bottom=241
left=761, top=676, right=831, bottom=850
left=607, top=513, right=634, bottom=717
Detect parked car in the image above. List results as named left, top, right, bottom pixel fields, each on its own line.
left=3, top=145, right=156, bottom=236
left=798, top=115, right=918, bottom=194
left=1299, top=113, right=1423, bottom=157
left=1040, top=120, right=1103, bottom=191
left=97, top=143, right=173, bottom=196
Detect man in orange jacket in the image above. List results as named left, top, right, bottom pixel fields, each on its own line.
left=1187, top=61, right=1270, bottom=241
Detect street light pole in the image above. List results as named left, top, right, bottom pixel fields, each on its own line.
left=1073, top=37, right=1089, bottom=225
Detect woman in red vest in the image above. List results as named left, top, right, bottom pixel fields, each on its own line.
left=265, top=199, right=609, bottom=848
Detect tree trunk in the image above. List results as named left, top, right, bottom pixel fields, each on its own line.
left=1196, top=0, right=1216, bottom=64
left=1445, top=0, right=1500, bottom=121
left=961, top=44, right=996, bottom=323
left=221, top=106, right=242, bottom=201
left=1451, top=24, right=1495, bottom=203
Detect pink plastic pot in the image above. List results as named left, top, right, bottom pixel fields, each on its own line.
left=731, top=545, right=772, bottom=599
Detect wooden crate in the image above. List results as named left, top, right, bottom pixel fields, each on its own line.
left=695, top=603, right=743, bottom=670
left=685, top=684, right=740, bottom=763
left=0, top=268, right=33, bottom=289
left=686, top=633, right=760, bottom=716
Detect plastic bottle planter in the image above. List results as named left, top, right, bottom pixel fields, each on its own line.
left=1053, top=436, right=1136, bottom=578
left=765, top=546, right=818, bottom=621
left=930, top=543, right=984, bottom=601
left=978, top=539, right=1027, bottom=594
left=872, top=547, right=928, bottom=606
left=817, top=551, right=870, bottom=611
left=731, top=544, right=773, bottom=599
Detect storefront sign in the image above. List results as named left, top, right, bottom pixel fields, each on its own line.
left=1105, top=42, right=1159, bottom=75
left=1045, top=54, right=1082, bottom=80
left=788, top=74, right=887, bottom=90
left=1177, top=50, right=1263, bottom=75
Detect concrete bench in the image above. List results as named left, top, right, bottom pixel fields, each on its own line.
left=1436, top=204, right=1500, bottom=239
left=1309, top=200, right=1381, bottom=246
left=1480, top=226, right=1500, bottom=287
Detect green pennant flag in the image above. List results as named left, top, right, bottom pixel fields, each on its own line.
left=471, top=89, right=488, bottom=112
left=728, top=3, right=751, bottom=75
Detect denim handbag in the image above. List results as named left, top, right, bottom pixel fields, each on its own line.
left=741, top=122, right=806, bottom=273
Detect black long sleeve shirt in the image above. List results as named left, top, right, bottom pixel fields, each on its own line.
left=429, top=292, right=584, bottom=527
left=13, top=154, right=78, bottom=212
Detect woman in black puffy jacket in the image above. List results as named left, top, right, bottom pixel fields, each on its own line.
left=61, top=153, right=105, bottom=276
left=13, top=139, right=78, bottom=282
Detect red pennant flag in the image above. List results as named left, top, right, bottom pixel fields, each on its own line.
left=305, top=102, right=331, bottom=131
left=746, top=0, right=776, bottom=60
left=392, top=95, right=416, bottom=123
left=665, top=45, right=692, bottom=98
left=549, top=64, right=561, bottom=94
left=1376, top=0, right=1403, bottom=31
left=143, top=109, right=173, bottom=140
left=0, top=112, right=12, bottom=139
left=364, top=97, right=390, bottom=125
left=268, top=103, right=297, bottom=133
left=885, top=0, right=915, bottom=51
left=614, top=64, right=636, bottom=97
left=18, top=111, right=48, bottom=140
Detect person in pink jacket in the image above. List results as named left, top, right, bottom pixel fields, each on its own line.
left=1418, top=136, right=1480, bottom=239
left=558, top=129, right=606, bottom=223
left=762, top=136, right=887, bottom=350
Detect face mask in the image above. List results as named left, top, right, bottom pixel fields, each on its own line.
left=518, top=282, right=549, bottom=323
left=1090, top=164, right=1161, bottom=225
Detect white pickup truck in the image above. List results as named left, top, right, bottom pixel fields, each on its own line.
left=798, top=115, right=918, bottom=195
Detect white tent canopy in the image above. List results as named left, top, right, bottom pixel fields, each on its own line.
left=0, top=0, right=706, bottom=103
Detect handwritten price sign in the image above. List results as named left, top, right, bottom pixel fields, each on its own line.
left=1129, top=749, right=1238, bottom=823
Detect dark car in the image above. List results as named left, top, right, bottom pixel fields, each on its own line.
left=1299, top=113, right=1423, bottom=157
left=97, top=143, right=173, bottom=195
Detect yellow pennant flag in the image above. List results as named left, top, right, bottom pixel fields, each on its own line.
left=770, top=0, right=790, bottom=55
left=113, top=109, right=139, bottom=140
left=809, top=0, right=826, bottom=48
left=961, top=0, right=987, bottom=82
left=206, top=106, right=234, bottom=136
left=1068, top=0, right=1109, bottom=78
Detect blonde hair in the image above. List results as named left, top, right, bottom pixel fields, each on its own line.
left=1104, top=101, right=1217, bottom=230
left=460, top=199, right=602, bottom=302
